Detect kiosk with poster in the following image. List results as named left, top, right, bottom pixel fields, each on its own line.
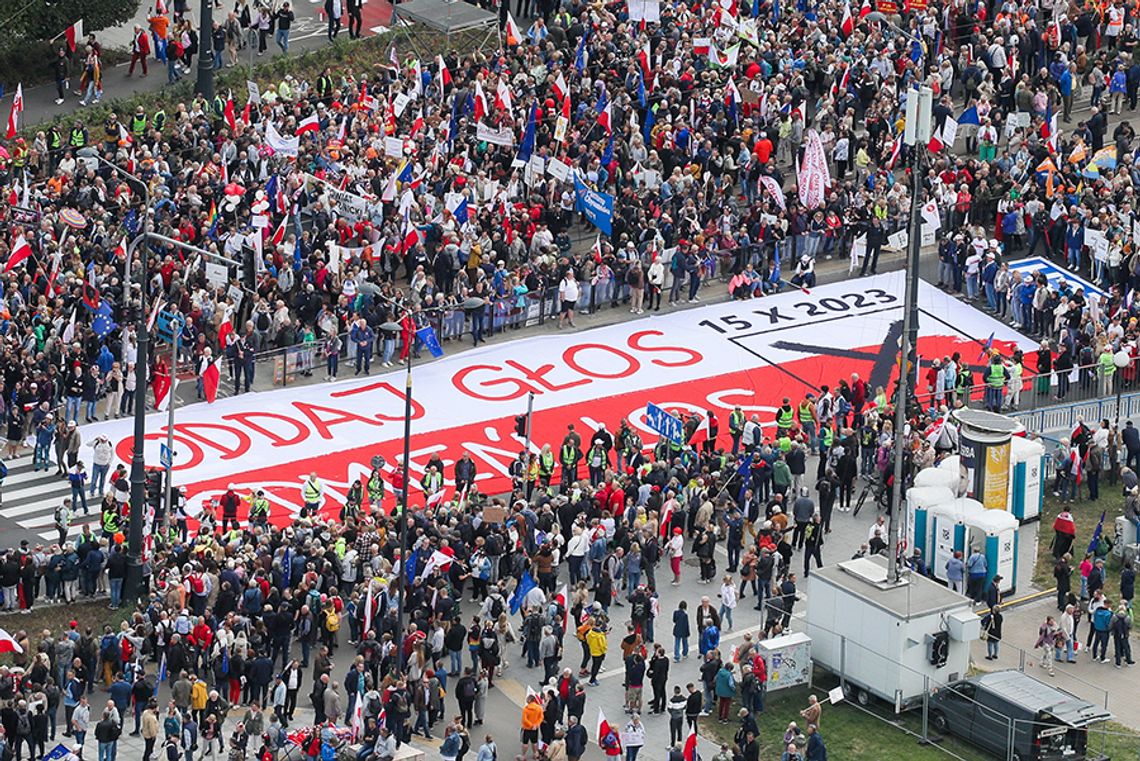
left=756, top=632, right=812, bottom=692
left=953, top=409, right=1021, bottom=510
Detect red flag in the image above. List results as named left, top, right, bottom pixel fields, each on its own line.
left=217, top=319, right=234, bottom=351
left=637, top=40, right=652, bottom=78
left=473, top=80, right=488, bottom=122
left=505, top=12, right=522, bottom=45
left=591, top=235, right=603, bottom=264
left=683, top=731, right=698, bottom=761
left=597, top=101, right=613, bottom=134
left=241, top=101, right=251, bottom=126
left=859, top=0, right=871, bottom=17
left=202, top=358, right=221, bottom=403
left=0, top=629, right=23, bottom=654
left=5, top=234, right=31, bottom=272
left=295, top=113, right=319, bottom=135
left=224, top=90, right=237, bottom=131
left=596, top=710, right=622, bottom=757
left=6, top=84, right=23, bottom=140
left=436, top=55, right=452, bottom=86
left=841, top=0, right=855, bottom=35
left=495, top=79, right=513, bottom=114
left=688, top=413, right=712, bottom=448
left=271, top=209, right=289, bottom=246
left=552, top=71, right=568, bottom=101
left=63, top=19, right=83, bottom=53
left=114, top=236, right=127, bottom=260
left=152, top=363, right=173, bottom=411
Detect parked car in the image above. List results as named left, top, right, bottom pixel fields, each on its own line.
left=929, top=670, right=1111, bottom=761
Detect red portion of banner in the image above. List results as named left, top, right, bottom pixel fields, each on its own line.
left=175, top=331, right=1010, bottom=525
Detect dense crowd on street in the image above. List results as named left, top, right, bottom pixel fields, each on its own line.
left=5, top=0, right=1140, bottom=754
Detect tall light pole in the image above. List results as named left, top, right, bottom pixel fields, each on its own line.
left=196, top=0, right=215, bottom=102
left=384, top=296, right=485, bottom=670
left=1115, top=350, right=1131, bottom=427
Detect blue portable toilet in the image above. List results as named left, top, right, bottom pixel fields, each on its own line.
left=1009, top=436, right=1046, bottom=522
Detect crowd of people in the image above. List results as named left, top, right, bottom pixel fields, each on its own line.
left=5, top=0, right=1140, bottom=755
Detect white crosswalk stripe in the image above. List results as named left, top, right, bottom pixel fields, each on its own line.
left=0, top=455, right=93, bottom=541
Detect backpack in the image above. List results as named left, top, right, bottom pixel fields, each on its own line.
left=631, top=597, right=647, bottom=620
left=460, top=678, right=477, bottom=700
left=320, top=743, right=336, bottom=761
left=325, top=611, right=340, bottom=632
left=489, top=595, right=504, bottom=620
left=15, top=713, right=28, bottom=736
left=100, top=634, right=120, bottom=663
left=189, top=575, right=205, bottom=595
left=256, top=311, right=271, bottom=331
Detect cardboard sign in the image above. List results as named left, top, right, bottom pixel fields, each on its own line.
left=385, top=136, right=404, bottom=158
left=247, top=80, right=261, bottom=104
left=205, top=262, right=229, bottom=289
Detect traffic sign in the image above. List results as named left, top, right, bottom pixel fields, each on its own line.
left=160, top=444, right=173, bottom=469
left=645, top=402, right=683, bottom=445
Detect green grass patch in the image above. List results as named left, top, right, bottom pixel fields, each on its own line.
left=1033, top=489, right=1125, bottom=603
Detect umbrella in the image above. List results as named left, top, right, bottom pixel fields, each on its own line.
left=59, top=208, right=86, bottom=229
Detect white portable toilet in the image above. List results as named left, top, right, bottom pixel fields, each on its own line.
left=929, top=498, right=985, bottom=584
left=964, top=509, right=1020, bottom=595
left=938, top=454, right=967, bottom=497
left=906, top=486, right=956, bottom=565
left=1008, top=436, right=1045, bottom=522
left=914, top=466, right=960, bottom=495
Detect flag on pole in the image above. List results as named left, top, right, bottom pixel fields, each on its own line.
left=202, top=358, right=221, bottom=403
left=425, top=489, right=446, bottom=509
left=6, top=84, right=23, bottom=140
left=505, top=12, right=523, bottom=45
left=224, top=91, right=237, bottom=131
left=63, top=19, right=84, bottom=52
left=688, top=413, right=712, bottom=448
left=683, top=730, right=699, bottom=761
left=554, top=584, right=569, bottom=633
left=552, top=71, right=568, bottom=101
left=840, top=0, right=854, bottom=35
left=596, top=709, right=623, bottom=757
left=271, top=210, right=290, bottom=246
left=0, top=629, right=23, bottom=654
left=5, top=234, right=31, bottom=272
left=1086, top=510, right=1106, bottom=555
left=509, top=571, right=537, bottom=615
left=295, top=113, right=319, bottom=135
left=152, top=362, right=174, bottom=412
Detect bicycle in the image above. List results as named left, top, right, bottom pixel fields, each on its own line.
left=852, top=473, right=890, bottom=517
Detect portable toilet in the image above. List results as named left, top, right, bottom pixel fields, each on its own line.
left=906, top=486, right=956, bottom=564
left=1008, top=436, right=1046, bottom=522
left=914, top=466, right=960, bottom=495
left=938, top=455, right=969, bottom=499
left=964, top=508, right=1019, bottom=595
left=929, top=498, right=985, bottom=584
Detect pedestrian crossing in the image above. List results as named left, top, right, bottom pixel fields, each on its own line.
left=0, top=456, right=102, bottom=544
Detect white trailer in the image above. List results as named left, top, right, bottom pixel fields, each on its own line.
left=807, top=555, right=980, bottom=712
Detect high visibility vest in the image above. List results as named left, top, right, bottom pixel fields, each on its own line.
left=153, top=110, right=166, bottom=131
left=776, top=407, right=794, bottom=428
left=821, top=426, right=834, bottom=448
left=367, top=472, right=384, bottom=497
left=69, top=128, right=86, bottom=147
left=303, top=478, right=322, bottom=503
left=561, top=444, right=579, bottom=465
left=987, top=364, right=1005, bottom=388
left=539, top=451, right=555, bottom=475
left=729, top=410, right=745, bottom=433
left=102, top=510, right=120, bottom=534
left=49, top=128, right=62, bottom=149
left=798, top=402, right=815, bottom=423
left=423, top=471, right=442, bottom=493
left=317, top=75, right=333, bottom=97
left=131, top=114, right=148, bottom=135
left=250, top=497, right=269, bottom=518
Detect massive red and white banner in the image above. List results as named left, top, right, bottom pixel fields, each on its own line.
left=75, top=273, right=1032, bottom=525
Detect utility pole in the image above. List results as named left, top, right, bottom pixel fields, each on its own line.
left=196, top=0, right=215, bottom=102
left=523, top=391, right=535, bottom=455
left=162, top=316, right=181, bottom=539
left=888, top=83, right=932, bottom=583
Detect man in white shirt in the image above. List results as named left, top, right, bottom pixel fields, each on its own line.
left=558, top=271, right=580, bottom=329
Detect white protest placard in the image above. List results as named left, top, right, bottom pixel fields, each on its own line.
left=633, top=168, right=661, bottom=189
left=848, top=234, right=866, bottom=273
left=1085, top=228, right=1108, bottom=261
left=247, top=80, right=261, bottom=105
left=251, top=215, right=269, bottom=229
left=920, top=225, right=937, bottom=247
left=305, top=173, right=372, bottom=222
left=205, top=262, right=229, bottom=289
left=227, top=284, right=244, bottom=309
left=385, top=136, right=404, bottom=158
left=393, top=93, right=411, bottom=117
left=483, top=180, right=500, bottom=202
left=476, top=122, right=515, bottom=147
left=547, top=158, right=571, bottom=182
left=528, top=154, right=546, bottom=178
left=628, top=0, right=661, bottom=21
left=887, top=230, right=908, bottom=250
left=1133, top=220, right=1140, bottom=245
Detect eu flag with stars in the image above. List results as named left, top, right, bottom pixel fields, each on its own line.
left=510, top=571, right=537, bottom=615
left=416, top=326, right=444, bottom=358
left=92, top=302, right=118, bottom=339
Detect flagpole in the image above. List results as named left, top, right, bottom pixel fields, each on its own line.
left=163, top=316, right=181, bottom=540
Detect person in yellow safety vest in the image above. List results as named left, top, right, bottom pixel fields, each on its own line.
left=587, top=440, right=609, bottom=487
left=246, top=489, right=270, bottom=527
left=798, top=393, right=818, bottom=455
left=316, top=67, right=334, bottom=104
left=301, top=472, right=323, bottom=517
left=559, top=441, right=582, bottom=487
left=526, top=453, right=540, bottom=498
left=775, top=397, right=795, bottom=438
left=367, top=467, right=385, bottom=507
left=69, top=122, right=88, bottom=149
left=422, top=465, right=443, bottom=500
left=130, top=106, right=148, bottom=137
left=983, top=354, right=1008, bottom=413
left=538, top=444, right=555, bottom=487
left=816, top=424, right=835, bottom=480
left=101, top=502, right=121, bottom=538
left=11, top=139, right=27, bottom=169
left=728, top=405, right=746, bottom=455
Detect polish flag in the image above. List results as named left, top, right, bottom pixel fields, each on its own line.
left=552, top=71, right=568, bottom=102
left=425, top=489, right=446, bottom=508
left=597, top=100, right=612, bottom=134
left=118, top=123, right=133, bottom=145
left=63, top=19, right=84, bottom=53
left=473, top=80, right=488, bottom=122
left=5, top=234, right=31, bottom=273
left=437, top=55, right=452, bottom=87
left=886, top=135, right=902, bottom=169
left=591, top=235, right=604, bottom=263
left=659, top=503, right=674, bottom=537
left=840, top=0, right=854, bottom=36
left=114, top=236, right=127, bottom=260
left=241, top=101, right=251, bottom=126
left=0, top=629, right=23, bottom=654
left=217, top=319, right=234, bottom=351
left=596, top=709, right=622, bottom=757
left=224, top=90, right=237, bottom=132
left=637, top=39, right=652, bottom=78
left=202, top=358, right=221, bottom=403
left=495, top=79, right=513, bottom=114
left=688, top=412, right=712, bottom=448
left=682, top=730, right=698, bottom=761
left=152, top=364, right=173, bottom=412
left=6, top=84, right=23, bottom=140
left=270, top=210, right=289, bottom=246
left=859, top=0, right=871, bottom=17
left=554, top=584, right=569, bottom=633
left=295, top=113, right=319, bottom=135
left=505, top=12, right=523, bottom=45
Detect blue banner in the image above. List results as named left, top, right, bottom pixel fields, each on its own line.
left=573, top=173, right=614, bottom=235
left=43, top=745, right=70, bottom=761
left=416, top=326, right=444, bottom=358
left=1004, top=256, right=1106, bottom=299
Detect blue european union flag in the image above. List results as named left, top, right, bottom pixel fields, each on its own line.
left=416, top=326, right=444, bottom=358
left=601, top=132, right=614, bottom=166
left=453, top=198, right=469, bottom=226
left=398, top=161, right=414, bottom=183
left=92, top=301, right=118, bottom=339
left=406, top=547, right=420, bottom=582
left=510, top=571, right=537, bottom=615
left=43, top=744, right=70, bottom=761
left=575, top=31, right=588, bottom=74
left=282, top=547, right=292, bottom=587
left=637, top=74, right=646, bottom=108
left=517, top=104, right=538, bottom=163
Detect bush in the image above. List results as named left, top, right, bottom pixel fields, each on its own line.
left=0, top=40, right=128, bottom=90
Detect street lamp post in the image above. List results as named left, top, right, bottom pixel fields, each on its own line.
left=1115, top=350, right=1131, bottom=427
left=196, top=0, right=215, bottom=102
left=384, top=296, right=485, bottom=671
